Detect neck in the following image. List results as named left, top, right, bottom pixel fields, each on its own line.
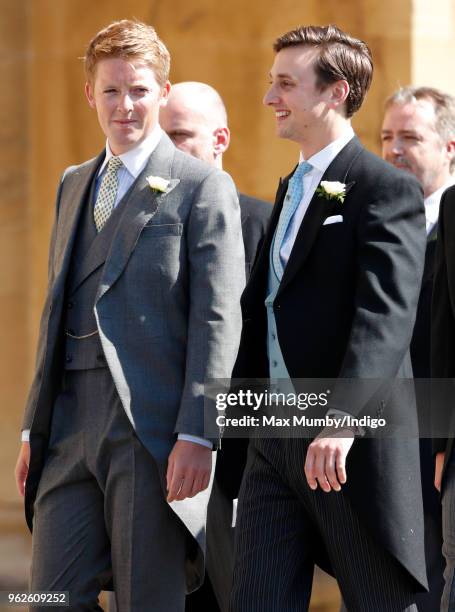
left=424, top=172, right=453, bottom=199
left=299, top=117, right=351, bottom=160
left=213, top=153, right=223, bottom=170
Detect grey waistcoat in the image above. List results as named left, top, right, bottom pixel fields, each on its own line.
left=266, top=232, right=292, bottom=383
left=63, top=175, right=126, bottom=370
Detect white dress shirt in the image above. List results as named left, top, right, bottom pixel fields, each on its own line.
left=279, top=126, right=355, bottom=268
left=95, top=125, right=164, bottom=205
left=23, top=127, right=211, bottom=449
left=277, top=127, right=362, bottom=429
left=424, top=178, right=455, bottom=235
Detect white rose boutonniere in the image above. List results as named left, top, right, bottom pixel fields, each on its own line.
left=146, top=175, right=170, bottom=193
left=316, top=180, right=347, bottom=204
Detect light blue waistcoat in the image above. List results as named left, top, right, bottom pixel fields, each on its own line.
left=266, top=233, right=293, bottom=389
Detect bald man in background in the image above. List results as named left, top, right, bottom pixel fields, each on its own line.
left=161, top=82, right=272, bottom=281
left=160, top=81, right=271, bottom=611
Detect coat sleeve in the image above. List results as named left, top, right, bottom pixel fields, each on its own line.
left=21, top=174, right=65, bottom=431
left=173, top=169, right=245, bottom=441
left=431, top=190, right=455, bottom=454
left=330, top=173, right=426, bottom=416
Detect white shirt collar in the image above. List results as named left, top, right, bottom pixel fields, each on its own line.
left=98, top=125, right=164, bottom=179
left=424, top=177, right=455, bottom=234
left=299, top=125, right=355, bottom=173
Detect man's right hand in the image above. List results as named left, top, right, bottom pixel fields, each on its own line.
left=15, top=442, right=30, bottom=497
left=435, top=451, right=445, bottom=493
left=305, top=428, right=355, bottom=492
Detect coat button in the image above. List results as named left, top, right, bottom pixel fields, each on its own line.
left=65, top=355, right=73, bottom=363
left=67, top=301, right=74, bottom=309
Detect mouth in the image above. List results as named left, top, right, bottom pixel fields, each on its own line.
left=275, top=110, right=290, bottom=121
left=391, top=158, right=411, bottom=170
left=394, top=163, right=408, bottom=169
left=114, top=120, right=137, bottom=127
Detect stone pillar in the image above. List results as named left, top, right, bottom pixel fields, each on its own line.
left=411, top=0, right=455, bottom=93
left=0, top=0, right=30, bottom=506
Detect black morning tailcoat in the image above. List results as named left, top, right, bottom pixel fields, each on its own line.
left=233, top=137, right=428, bottom=590
left=432, top=185, right=455, bottom=483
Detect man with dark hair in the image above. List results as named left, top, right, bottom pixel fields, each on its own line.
left=14, top=20, right=244, bottom=611
left=230, top=24, right=427, bottom=611
left=381, top=85, right=455, bottom=611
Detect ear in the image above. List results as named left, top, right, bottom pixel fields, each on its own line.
left=329, top=80, right=350, bottom=110
left=85, top=82, right=96, bottom=109
left=213, top=127, right=230, bottom=156
left=445, top=139, right=455, bottom=159
left=159, top=81, right=171, bottom=108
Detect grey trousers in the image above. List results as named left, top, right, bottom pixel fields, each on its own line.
left=30, top=369, right=187, bottom=612
left=230, top=438, right=418, bottom=612
left=442, top=455, right=455, bottom=611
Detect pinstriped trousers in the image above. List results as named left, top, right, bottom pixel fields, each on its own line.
left=230, top=438, right=418, bottom=612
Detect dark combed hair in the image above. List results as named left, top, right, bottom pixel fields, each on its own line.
left=274, top=25, right=373, bottom=118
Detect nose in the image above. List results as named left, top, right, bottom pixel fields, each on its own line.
left=386, top=136, right=403, bottom=155
left=263, top=84, right=279, bottom=106
left=382, top=137, right=401, bottom=158
left=117, top=93, right=134, bottom=113
left=391, top=139, right=403, bottom=155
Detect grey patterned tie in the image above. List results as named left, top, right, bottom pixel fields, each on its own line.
left=94, top=156, right=123, bottom=232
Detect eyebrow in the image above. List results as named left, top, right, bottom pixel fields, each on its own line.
left=380, top=129, right=419, bottom=135
left=269, top=72, right=296, bottom=79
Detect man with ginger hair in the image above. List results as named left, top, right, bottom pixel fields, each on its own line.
left=230, top=25, right=427, bottom=611
left=160, top=81, right=271, bottom=612
left=14, top=20, right=244, bottom=611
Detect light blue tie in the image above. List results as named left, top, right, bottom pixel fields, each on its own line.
left=272, top=161, right=312, bottom=279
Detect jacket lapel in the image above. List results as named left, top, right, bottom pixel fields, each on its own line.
left=250, top=175, right=292, bottom=277
left=95, top=134, right=178, bottom=302
left=52, top=153, right=104, bottom=286
left=427, top=221, right=438, bottom=244
left=422, top=222, right=438, bottom=283
left=242, top=174, right=292, bottom=309
left=277, top=137, right=363, bottom=296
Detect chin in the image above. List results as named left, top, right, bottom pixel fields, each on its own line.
left=276, top=125, right=289, bottom=139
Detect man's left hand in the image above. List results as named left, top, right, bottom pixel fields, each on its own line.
left=166, top=440, right=212, bottom=502
left=304, top=428, right=355, bottom=493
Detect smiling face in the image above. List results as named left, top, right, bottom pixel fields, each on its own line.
left=85, top=57, right=170, bottom=155
left=381, top=100, right=453, bottom=197
left=263, top=45, right=349, bottom=156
